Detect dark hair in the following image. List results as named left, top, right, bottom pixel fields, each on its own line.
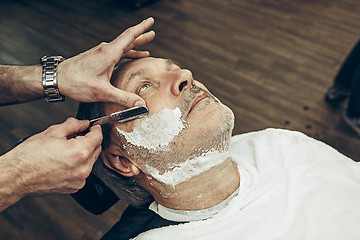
left=76, top=66, right=154, bottom=208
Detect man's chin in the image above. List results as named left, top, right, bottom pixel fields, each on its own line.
left=207, top=104, right=234, bottom=150
left=153, top=105, right=234, bottom=176
left=197, top=100, right=234, bottom=131
left=185, top=102, right=234, bottom=153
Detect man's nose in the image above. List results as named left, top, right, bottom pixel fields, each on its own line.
left=171, top=69, right=194, bottom=96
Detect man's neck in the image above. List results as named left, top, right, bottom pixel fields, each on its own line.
left=139, top=157, right=240, bottom=210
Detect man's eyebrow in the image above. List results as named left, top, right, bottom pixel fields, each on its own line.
left=128, top=68, right=146, bottom=81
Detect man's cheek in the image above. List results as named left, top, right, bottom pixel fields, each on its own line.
left=146, top=99, right=176, bottom=115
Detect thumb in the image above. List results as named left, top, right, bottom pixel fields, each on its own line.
left=104, top=86, right=146, bottom=107
left=55, top=118, right=90, bottom=138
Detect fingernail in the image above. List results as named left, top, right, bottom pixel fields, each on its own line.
left=134, top=101, right=145, bottom=107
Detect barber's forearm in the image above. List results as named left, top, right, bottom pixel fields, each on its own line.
left=0, top=65, right=44, bottom=105
left=0, top=154, right=25, bottom=212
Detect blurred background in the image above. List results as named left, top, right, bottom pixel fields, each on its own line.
left=0, top=0, right=359, bottom=239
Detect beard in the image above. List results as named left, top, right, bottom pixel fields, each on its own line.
left=113, top=84, right=235, bottom=178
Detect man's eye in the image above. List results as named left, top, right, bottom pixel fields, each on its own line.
left=139, top=84, right=151, bottom=93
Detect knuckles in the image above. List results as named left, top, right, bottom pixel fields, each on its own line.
left=122, top=26, right=138, bottom=42
left=46, top=117, right=82, bottom=135
left=74, top=148, right=92, bottom=163
left=95, top=42, right=109, bottom=54
left=74, top=165, right=92, bottom=180
left=65, top=180, right=86, bottom=194
left=44, top=125, right=57, bottom=134
left=66, top=117, right=79, bottom=123
left=93, top=129, right=104, bottom=142
left=64, top=117, right=81, bottom=127
left=68, top=143, right=100, bottom=174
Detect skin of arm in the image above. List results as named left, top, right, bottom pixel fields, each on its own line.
left=0, top=65, right=43, bottom=105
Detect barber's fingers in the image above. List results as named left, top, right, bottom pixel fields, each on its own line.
left=73, top=144, right=102, bottom=178
left=109, top=17, right=155, bottom=54
left=58, top=133, right=102, bottom=194
left=123, top=50, right=150, bottom=59
left=84, top=144, right=102, bottom=173
left=65, top=126, right=102, bottom=170
left=123, top=30, right=155, bottom=53
left=95, top=83, right=146, bottom=107
left=134, top=30, right=155, bottom=47
left=61, top=179, right=87, bottom=194
left=109, top=86, right=146, bottom=107
left=78, top=125, right=103, bottom=151
left=47, top=118, right=90, bottom=138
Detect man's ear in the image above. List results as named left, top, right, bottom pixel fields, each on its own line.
left=102, top=151, right=141, bottom=177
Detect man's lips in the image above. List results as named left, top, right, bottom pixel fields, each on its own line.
left=188, top=94, right=209, bottom=115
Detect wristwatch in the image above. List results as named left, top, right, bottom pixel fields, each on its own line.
left=40, top=55, right=65, bottom=102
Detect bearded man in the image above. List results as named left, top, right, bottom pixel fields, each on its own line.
left=75, top=57, right=360, bottom=240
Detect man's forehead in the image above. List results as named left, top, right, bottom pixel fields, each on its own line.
left=134, top=57, right=178, bottom=70
left=165, top=58, right=180, bottom=68
left=117, top=58, right=180, bottom=86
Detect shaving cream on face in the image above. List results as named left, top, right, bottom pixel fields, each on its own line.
left=144, top=149, right=231, bottom=187
left=116, top=107, right=185, bottom=152
left=115, top=97, right=234, bottom=188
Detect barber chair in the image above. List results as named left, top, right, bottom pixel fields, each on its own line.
left=71, top=173, right=119, bottom=215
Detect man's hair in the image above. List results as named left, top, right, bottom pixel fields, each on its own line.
left=76, top=65, right=154, bottom=208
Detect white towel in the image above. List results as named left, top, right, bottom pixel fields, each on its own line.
left=134, top=128, right=360, bottom=240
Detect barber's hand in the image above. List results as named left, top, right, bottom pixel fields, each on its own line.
left=58, top=17, right=155, bottom=107
left=6, top=118, right=102, bottom=196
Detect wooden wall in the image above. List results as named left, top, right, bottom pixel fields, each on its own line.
left=0, top=0, right=359, bottom=239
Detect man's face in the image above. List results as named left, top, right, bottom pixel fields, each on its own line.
left=104, top=57, right=234, bottom=177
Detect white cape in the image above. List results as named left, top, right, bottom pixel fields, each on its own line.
left=134, top=129, right=360, bottom=240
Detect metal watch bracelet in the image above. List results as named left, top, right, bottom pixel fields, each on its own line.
left=40, top=55, right=65, bottom=102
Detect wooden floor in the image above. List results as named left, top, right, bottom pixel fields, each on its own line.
left=0, top=0, right=360, bottom=239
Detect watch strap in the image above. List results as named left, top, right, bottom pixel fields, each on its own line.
left=41, top=55, right=65, bottom=102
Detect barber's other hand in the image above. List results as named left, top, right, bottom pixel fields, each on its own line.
left=6, top=118, right=102, bottom=196
left=58, top=17, right=155, bottom=107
